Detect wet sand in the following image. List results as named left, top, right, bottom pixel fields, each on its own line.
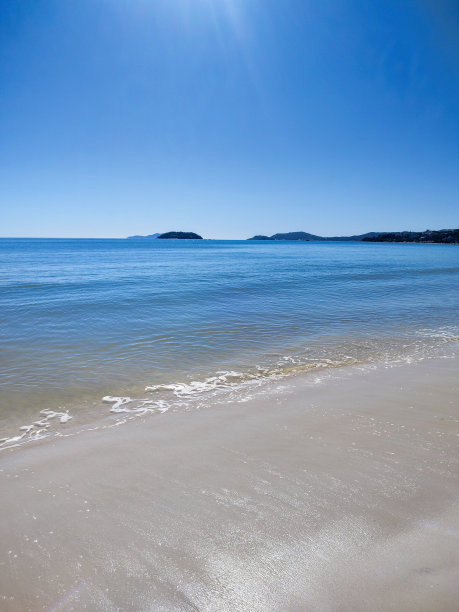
left=1, top=354, right=458, bottom=611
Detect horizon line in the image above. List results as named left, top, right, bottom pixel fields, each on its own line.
left=1, top=226, right=457, bottom=241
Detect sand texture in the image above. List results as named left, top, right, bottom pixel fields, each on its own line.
left=1, top=354, right=458, bottom=611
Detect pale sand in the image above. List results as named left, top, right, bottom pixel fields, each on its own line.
left=0, top=354, right=458, bottom=611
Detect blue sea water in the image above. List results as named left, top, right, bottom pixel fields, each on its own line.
left=1, top=238, right=458, bottom=446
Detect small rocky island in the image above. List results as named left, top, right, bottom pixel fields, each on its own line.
left=157, top=232, right=203, bottom=239
left=127, top=232, right=203, bottom=239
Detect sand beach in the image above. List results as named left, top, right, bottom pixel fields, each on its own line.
left=1, top=351, right=458, bottom=611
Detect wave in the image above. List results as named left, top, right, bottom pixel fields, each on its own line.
left=1, top=326, right=458, bottom=451
left=0, top=409, right=72, bottom=449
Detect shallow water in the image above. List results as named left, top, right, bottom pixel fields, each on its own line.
left=1, top=238, right=458, bottom=445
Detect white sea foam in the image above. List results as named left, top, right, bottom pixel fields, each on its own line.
left=145, top=371, right=254, bottom=396
left=0, top=409, right=72, bottom=450
left=143, top=360, right=360, bottom=402
left=102, top=396, right=132, bottom=412
left=102, top=396, right=169, bottom=416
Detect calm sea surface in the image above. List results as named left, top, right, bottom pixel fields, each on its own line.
left=1, top=238, right=458, bottom=447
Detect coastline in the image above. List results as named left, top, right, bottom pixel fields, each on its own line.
left=2, top=331, right=457, bottom=452
left=1, top=349, right=458, bottom=610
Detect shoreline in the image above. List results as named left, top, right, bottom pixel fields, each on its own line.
left=1, top=351, right=458, bottom=610
left=2, top=335, right=458, bottom=453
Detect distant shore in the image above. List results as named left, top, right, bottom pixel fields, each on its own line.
left=247, top=229, right=459, bottom=243
left=125, top=229, right=459, bottom=243
left=1, top=348, right=458, bottom=610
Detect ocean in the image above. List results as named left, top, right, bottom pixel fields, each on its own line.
left=1, top=238, right=458, bottom=448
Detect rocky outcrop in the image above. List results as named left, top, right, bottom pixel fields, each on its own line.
left=157, top=232, right=203, bottom=239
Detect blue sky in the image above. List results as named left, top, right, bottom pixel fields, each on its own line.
left=1, top=0, right=458, bottom=238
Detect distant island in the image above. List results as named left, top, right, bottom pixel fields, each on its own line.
left=249, top=232, right=320, bottom=241
left=157, top=232, right=203, bottom=239
left=128, top=233, right=161, bottom=239
left=128, top=232, right=203, bottom=240
left=362, top=229, right=459, bottom=243
left=248, top=231, right=383, bottom=241
left=248, top=229, right=458, bottom=243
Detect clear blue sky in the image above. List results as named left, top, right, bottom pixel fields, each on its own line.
left=1, top=0, right=458, bottom=238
